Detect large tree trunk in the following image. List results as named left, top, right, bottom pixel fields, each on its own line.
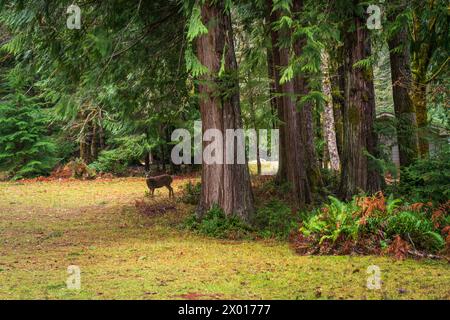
left=277, top=12, right=311, bottom=206
left=321, top=50, right=341, bottom=172
left=332, top=59, right=346, bottom=160
left=411, top=8, right=435, bottom=157
left=266, top=38, right=278, bottom=130
left=266, top=2, right=287, bottom=183
left=412, top=71, right=429, bottom=156
left=292, top=0, right=323, bottom=196
left=388, top=21, right=419, bottom=167
left=340, top=2, right=382, bottom=199
left=196, top=0, right=254, bottom=221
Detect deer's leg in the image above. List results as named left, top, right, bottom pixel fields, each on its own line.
left=167, top=185, right=174, bottom=198
left=151, top=188, right=155, bottom=196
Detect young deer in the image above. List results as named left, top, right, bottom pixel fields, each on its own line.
left=146, top=174, right=174, bottom=198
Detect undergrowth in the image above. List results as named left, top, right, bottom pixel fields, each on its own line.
left=294, top=193, right=449, bottom=258
left=180, top=180, right=449, bottom=259
left=184, top=199, right=297, bottom=240
left=184, top=205, right=253, bottom=239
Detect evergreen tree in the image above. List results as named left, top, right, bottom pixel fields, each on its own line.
left=0, top=93, right=58, bottom=179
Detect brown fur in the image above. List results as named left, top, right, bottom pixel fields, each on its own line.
left=146, top=174, right=174, bottom=198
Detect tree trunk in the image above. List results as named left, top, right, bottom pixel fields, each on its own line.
left=388, top=21, right=419, bottom=167
left=248, top=88, right=261, bottom=176
left=79, top=139, right=90, bottom=164
left=256, top=133, right=262, bottom=176
left=196, top=0, right=254, bottom=221
left=292, top=0, right=322, bottom=197
left=144, top=152, right=150, bottom=172
left=266, top=38, right=278, bottom=130
left=332, top=59, right=346, bottom=160
left=277, top=13, right=311, bottom=206
left=411, top=9, right=434, bottom=157
left=90, top=121, right=98, bottom=161
left=267, top=2, right=287, bottom=183
left=321, top=50, right=341, bottom=172
left=80, top=129, right=92, bottom=164
left=412, top=73, right=429, bottom=156
left=340, top=3, right=382, bottom=199
left=160, top=144, right=166, bottom=172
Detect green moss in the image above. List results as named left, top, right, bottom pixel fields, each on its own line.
left=348, top=105, right=360, bottom=125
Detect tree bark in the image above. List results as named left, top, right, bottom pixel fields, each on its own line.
left=277, top=12, right=311, bottom=206
left=196, top=0, right=254, bottom=221
left=266, top=37, right=278, bottom=130
left=292, top=0, right=323, bottom=196
left=388, top=21, right=419, bottom=167
left=248, top=89, right=261, bottom=176
left=412, top=71, right=429, bottom=156
left=332, top=59, right=346, bottom=160
left=266, top=2, right=287, bottom=183
left=321, top=50, right=341, bottom=172
left=411, top=7, right=435, bottom=157
left=144, top=152, right=150, bottom=172
left=340, top=2, right=382, bottom=199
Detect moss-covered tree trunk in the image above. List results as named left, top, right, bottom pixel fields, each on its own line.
left=412, top=64, right=430, bottom=157
left=411, top=7, right=436, bottom=157
left=388, top=20, right=419, bottom=167
left=196, top=0, right=254, bottom=221
left=340, top=2, right=382, bottom=199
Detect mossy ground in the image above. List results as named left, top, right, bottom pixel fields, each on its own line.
left=0, top=178, right=449, bottom=300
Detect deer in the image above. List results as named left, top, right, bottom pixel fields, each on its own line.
left=145, top=173, right=174, bottom=198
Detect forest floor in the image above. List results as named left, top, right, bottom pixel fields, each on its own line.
left=0, top=177, right=449, bottom=300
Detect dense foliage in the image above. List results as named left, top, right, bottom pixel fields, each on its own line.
left=0, top=93, right=58, bottom=179
left=296, top=193, right=448, bottom=256
left=398, top=147, right=450, bottom=204
left=0, top=1, right=448, bottom=257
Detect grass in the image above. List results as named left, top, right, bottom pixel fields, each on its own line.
left=0, top=177, right=449, bottom=300
left=248, top=161, right=278, bottom=176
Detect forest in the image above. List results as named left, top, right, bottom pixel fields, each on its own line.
left=0, top=0, right=449, bottom=301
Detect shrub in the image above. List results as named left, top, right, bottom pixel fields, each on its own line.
left=296, top=193, right=447, bottom=256
left=320, top=168, right=340, bottom=195
left=185, top=205, right=252, bottom=239
left=0, top=93, right=58, bottom=179
left=252, top=178, right=293, bottom=203
left=180, top=181, right=201, bottom=205
left=398, top=147, right=450, bottom=204
left=300, top=196, right=361, bottom=245
left=90, top=135, right=149, bottom=175
left=89, top=149, right=130, bottom=176
left=255, top=200, right=297, bottom=240
left=385, top=211, right=445, bottom=252
left=66, top=158, right=96, bottom=179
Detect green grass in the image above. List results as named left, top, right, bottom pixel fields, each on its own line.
left=0, top=178, right=449, bottom=300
